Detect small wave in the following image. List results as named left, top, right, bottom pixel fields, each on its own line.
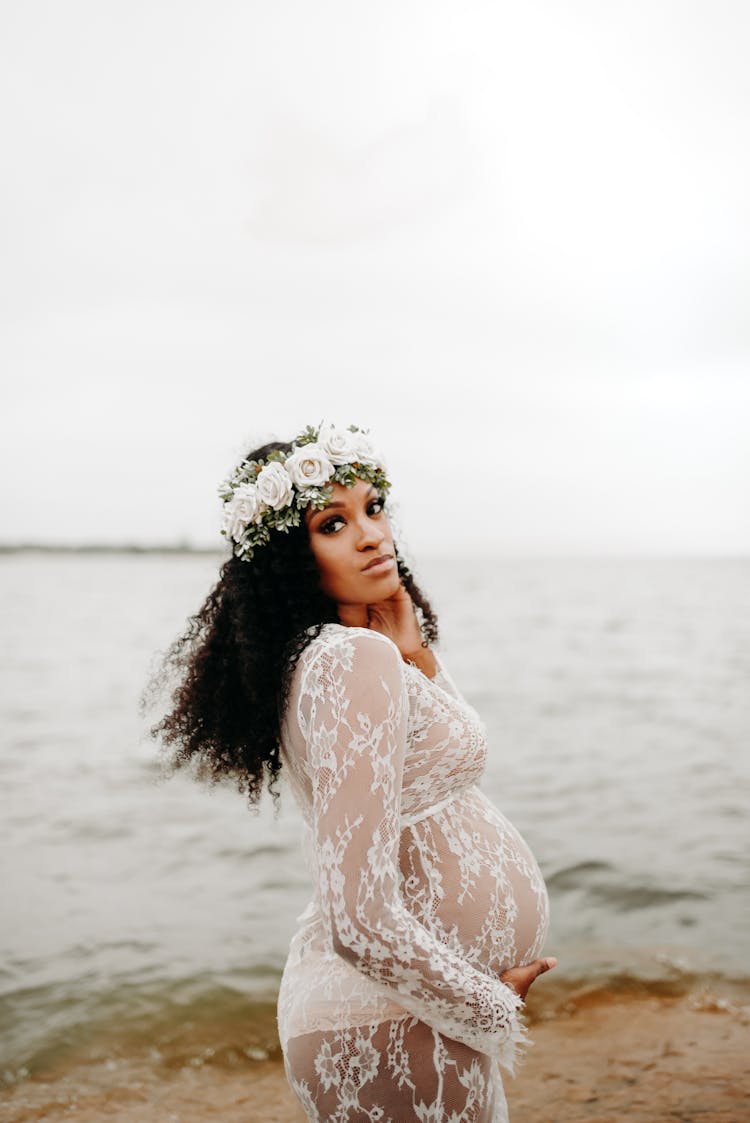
left=588, top=884, right=710, bottom=910
left=546, top=860, right=615, bottom=890
left=546, top=862, right=711, bottom=911
left=67, top=939, right=159, bottom=958
left=215, top=843, right=289, bottom=861
left=54, top=821, right=132, bottom=842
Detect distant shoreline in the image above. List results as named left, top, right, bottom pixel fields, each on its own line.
left=0, top=544, right=222, bottom=556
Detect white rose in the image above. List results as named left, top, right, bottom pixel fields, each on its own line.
left=223, top=482, right=261, bottom=542
left=351, top=431, right=381, bottom=467
left=317, top=422, right=360, bottom=466
left=284, top=444, right=335, bottom=488
left=256, top=461, right=294, bottom=510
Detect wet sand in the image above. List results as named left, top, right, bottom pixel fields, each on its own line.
left=4, top=989, right=749, bottom=1122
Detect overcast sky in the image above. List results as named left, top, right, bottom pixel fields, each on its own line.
left=2, top=0, right=748, bottom=555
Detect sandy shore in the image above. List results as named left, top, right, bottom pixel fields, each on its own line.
left=4, top=988, right=749, bottom=1122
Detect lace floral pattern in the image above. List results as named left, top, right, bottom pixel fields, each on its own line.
left=278, top=625, right=550, bottom=1122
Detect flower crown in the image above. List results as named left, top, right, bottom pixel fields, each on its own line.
left=219, top=422, right=391, bottom=561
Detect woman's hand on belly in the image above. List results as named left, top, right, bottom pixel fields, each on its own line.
left=500, top=956, right=557, bottom=1002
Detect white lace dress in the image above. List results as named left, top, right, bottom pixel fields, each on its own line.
left=277, top=625, right=550, bottom=1122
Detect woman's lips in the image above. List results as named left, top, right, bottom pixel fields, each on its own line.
left=361, top=554, right=395, bottom=573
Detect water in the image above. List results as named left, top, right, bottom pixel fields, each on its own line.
left=1, top=552, right=749, bottom=1080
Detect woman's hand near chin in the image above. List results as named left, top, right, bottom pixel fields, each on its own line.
left=366, top=583, right=437, bottom=678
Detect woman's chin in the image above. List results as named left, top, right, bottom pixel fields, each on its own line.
left=365, top=572, right=402, bottom=600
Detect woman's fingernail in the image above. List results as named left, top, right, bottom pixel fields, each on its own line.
left=545, top=957, right=558, bottom=968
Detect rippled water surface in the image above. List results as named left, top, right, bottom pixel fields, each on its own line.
left=2, top=553, right=748, bottom=1075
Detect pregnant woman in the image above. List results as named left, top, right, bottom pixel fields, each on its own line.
left=150, top=422, right=556, bottom=1122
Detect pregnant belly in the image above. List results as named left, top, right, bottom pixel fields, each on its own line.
left=398, top=787, right=550, bottom=975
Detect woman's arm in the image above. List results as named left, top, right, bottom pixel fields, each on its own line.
left=300, top=628, right=526, bottom=1069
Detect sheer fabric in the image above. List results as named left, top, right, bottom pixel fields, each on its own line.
left=278, top=625, right=549, bottom=1122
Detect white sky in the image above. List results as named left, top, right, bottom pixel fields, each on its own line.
left=1, top=0, right=748, bottom=555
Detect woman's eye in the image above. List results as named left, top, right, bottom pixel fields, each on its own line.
left=368, top=497, right=384, bottom=515
left=320, top=515, right=345, bottom=535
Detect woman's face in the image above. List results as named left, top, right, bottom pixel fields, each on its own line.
left=306, top=479, right=400, bottom=607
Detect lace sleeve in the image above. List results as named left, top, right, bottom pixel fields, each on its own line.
left=300, top=628, right=526, bottom=1066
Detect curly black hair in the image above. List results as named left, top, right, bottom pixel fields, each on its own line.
left=144, top=440, right=439, bottom=806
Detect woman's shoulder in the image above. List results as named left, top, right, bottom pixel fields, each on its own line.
left=297, top=623, right=402, bottom=683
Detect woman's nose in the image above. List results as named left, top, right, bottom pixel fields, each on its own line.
left=355, top=517, right=385, bottom=549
